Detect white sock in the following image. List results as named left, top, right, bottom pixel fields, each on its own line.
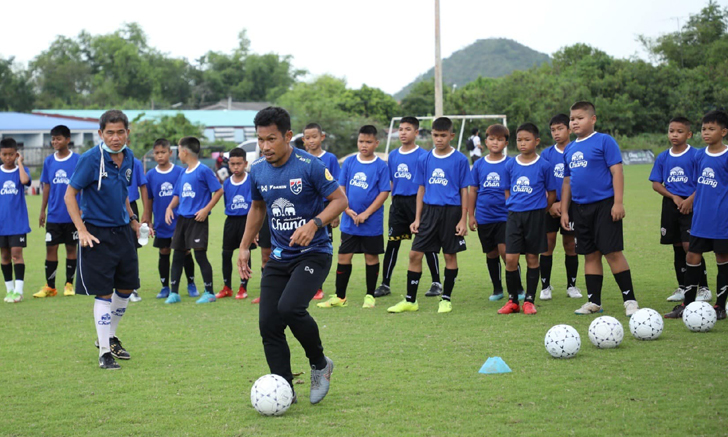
left=94, top=297, right=112, bottom=356
left=109, top=291, right=130, bottom=338
left=4, top=281, right=13, bottom=293
left=14, top=279, right=24, bottom=295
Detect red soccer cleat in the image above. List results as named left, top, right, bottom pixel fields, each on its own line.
left=235, top=286, right=248, bottom=300
left=215, top=286, right=233, bottom=299
left=252, top=297, right=260, bottom=304
left=523, top=301, right=537, bottom=315
left=498, top=300, right=520, bottom=314
left=313, top=289, right=324, bottom=300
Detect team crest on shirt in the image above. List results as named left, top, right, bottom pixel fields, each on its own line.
left=483, top=172, right=501, bottom=188
left=394, top=163, right=412, bottom=180
left=698, top=167, right=718, bottom=188
left=125, top=168, right=132, bottom=182
left=0, top=181, right=18, bottom=195
left=290, top=178, right=302, bottom=195
left=231, top=195, right=249, bottom=210
left=350, top=172, right=369, bottom=189
left=429, top=168, right=448, bottom=186
left=53, top=169, right=70, bottom=184
left=569, top=151, right=588, bottom=169
left=513, top=176, right=533, bottom=194
left=182, top=182, right=196, bottom=198
left=159, top=182, right=174, bottom=197
left=667, top=167, right=688, bottom=183
left=324, top=168, right=334, bottom=181
left=554, top=163, right=565, bottom=179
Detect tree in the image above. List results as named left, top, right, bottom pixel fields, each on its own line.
left=128, top=113, right=204, bottom=154
left=0, top=57, right=34, bottom=111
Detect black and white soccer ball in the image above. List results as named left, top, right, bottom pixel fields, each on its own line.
left=629, top=308, right=664, bottom=340
left=544, top=324, right=581, bottom=358
left=682, top=301, right=717, bottom=332
left=250, top=374, right=293, bottom=416
left=588, top=316, right=624, bottom=349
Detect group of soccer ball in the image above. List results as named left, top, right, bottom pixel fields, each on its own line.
left=544, top=302, right=718, bottom=359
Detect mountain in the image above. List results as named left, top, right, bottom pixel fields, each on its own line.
left=393, top=38, right=551, bottom=100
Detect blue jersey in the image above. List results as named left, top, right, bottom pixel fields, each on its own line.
left=69, top=145, right=134, bottom=228
left=312, top=150, right=340, bottom=180
left=0, top=166, right=31, bottom=236
left=470, top=155, right=511, bottom=224
left=414, top=148, right=470, bottom=206
left=541, top=145, right=566, bottom=201
left=146, top=165, right=184, bottom=239
left=563, top=132, right=623, bottom=204
left=40, top=152, right=80, bottom=223
left=224, top=173, right=252, bottom=217
left=250, top=148, right=339, bottom=262
left=504, top=155, right=557, bottom=212
left=389, top=146, right=428, bottom=197
left=649, top=145, right=700, bottom=198
left=338, top=154, right=390, bottom=236
left=127, top=158, right=147, bottom=202
left=173, top=163, right=223, bottom=218
left=690, top=146, right=728, bottom=239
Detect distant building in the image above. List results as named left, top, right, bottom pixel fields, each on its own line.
left=0, top=112, right=98, bottom=147
left=200, top=99, right=271, bottom=111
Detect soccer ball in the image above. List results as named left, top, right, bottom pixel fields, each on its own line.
left=250, top=374, right=293, bottom=416
left=682, top=301, right=717, bottom=332
left=544, top=324, right=581, bottom=358
left=588, top=316, right=624, bottom=349
left=629, top=308, right=664, bottom=340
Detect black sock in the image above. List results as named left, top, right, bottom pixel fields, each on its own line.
left=381, top=240, right=400, bottom=287
left=425, top=252, right=441, bottom=284
left=699, top=257, right=709, bottom=288
left=1, top=263, right=11, bottom=282
left=673, top=245, right=687, bottom=288
left=505, top=269, right=520, bottom=303
left=683, top=263, right=702, bottom=305
left=716, top=263, right=728, bottom=309
left=335, top=263, right=352, bottom=299
left=526, top=267, right=539, bottom=303
left=170, top=250, right=185, bottom=293
left=585, top=274, right=603, bottom=306
left=66, top=259, right=76, bottom=285
left=158, top=253, right=170, bottom=287
left=517, top=264, right=524, bottom=292
left=613, top=270, right=636, bottom=302
left=406, top=270, right=421, bottom=302
left=240, top=259, right=251, bottom=289
left=184, top=252, right=195, bottom=285
left=45, top=260, right=58, bottom=289
left=486, top=257, right=502, bottom=293
left=14, top=263, right=24, bottom=281
left=539, top=255, right=552, bottom=290
left=365, top=263, right=379, bottom=296
left=194, top=250, right=214, bottom=293
left=222, top=249, right=234, bottom=288
left=443, top=268, right=457, bottom=300
left=565, top=255, right=579, bottom=288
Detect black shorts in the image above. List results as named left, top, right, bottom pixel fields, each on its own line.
left=0, top=234, right=27, bottom=248
left=477, top=222, right=506, bottom=253
left=572, top=197, right=623, bottom=255
left=77, top=222, right=139, bottom=295
left=153, top=237, right=172, bottom=249
left=544, top=205, right=575, bottom=236
left=258, top=213, right=272, bottom=249
left=506, top=210, right=547, bottom=255
left=223, top=215, right=257, bottom=251
left=388, top=195, right=417, bottom=240
left=171, top=216, right=209, bottom=251
left=688, top=236, right=728, bottom=254
left=45, top=222, right=78, bottom=246
left=660, top=196, right=692, bottom=244
left=339, top=232, right=385, bottom=254
left=411, top=204, right=466, bottom=254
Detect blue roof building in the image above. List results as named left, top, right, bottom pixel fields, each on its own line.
left=0, top=112, right=99, bottom=148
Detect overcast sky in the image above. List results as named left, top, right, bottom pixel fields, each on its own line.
left=2, top=0, right=724, bottom=95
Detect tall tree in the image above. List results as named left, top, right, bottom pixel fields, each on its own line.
left=0, top=57, right=34, bottom=112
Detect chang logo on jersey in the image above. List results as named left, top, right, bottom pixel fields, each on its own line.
left=182, top=182, right=196, bottom=198
left=667, top=166, right=689, bottom=184
left=270, top=197, right=306, bottom=231
left=394, top=163, right=412, bottom=180
left=290, top=178, right=302, bottom=195
left=429, top=168, right=448, bottom=186
left=569, top=151, right=588, bottom=169
left=512, top=176, right=533, bottom=194
left=231, top=195, right=249, bottom=211
left=53, top=169, right=70, bottom=184
left=350, top=172, right=369, bottom=189
left=698, top=167, right=718, bottom=188
left=1, top=180, right=18, bottom=195
left=483, top=172, right=501, bottom=188
left=554, top=163, right=565, bottom=179
left=159, top=182, right=174, bottom=197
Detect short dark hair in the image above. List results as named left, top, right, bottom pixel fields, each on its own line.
left=668, top=117, right=692, bottom=130
left=471, top=127, right=479, bottom=135
left=0, top=138, right=17, bottom=150
left=304, top=123, right=322, bottom=133
left=432, top=117, right=453, bottom=132
left=153, top=138, right=170, bottom=148
left=702, top=110, right=728, bottom=129
left=549, top=114, right=570, bottom=128
left=516, top=123, right=540, bottom=138
left=179, top=136, right=201, bottom=155
left=485, top=124, right=509, bottom=141
left=99, top=110, right=129, bottom=130
left=400, top=116, right=420, bottom=130
left=570, top=101, right=596, bottom=116
left=229, top=148, right=247, bottom=160
left=254, top=106, right=291, bottom=136
left=359, top=125, right=378, bottom=137
left=51, top=125, right=71, bottom=138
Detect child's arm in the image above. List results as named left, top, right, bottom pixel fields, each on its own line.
left=678, top=192, right=695, bottom=215
left=140, top=184, right=151, bottom=226
left=546, top=190, right=557, bottom=211
left=560, top=177, right=572, bottom=230
left=39, top=183, right=50, bottom=228
left=195, top=188, right=224, bottom=222
left=610, top=163, right=626, bottom=221
left=354, top=191, right=389, bottom=226
left=456, top=187, right=468, bottom=237
left=17, top=156, right=30, bottom=185
left=165, top=196, right=180, bottom=225
left=468, top=186, right=478, bottom=231
left=504, top=189, right=510, bottom=201
left=410, top=185, right=425, bottom=234
left=651, top=181, right=683, bottom=204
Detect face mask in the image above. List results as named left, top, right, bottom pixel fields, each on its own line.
left=100, top=142, right=127, bottom=154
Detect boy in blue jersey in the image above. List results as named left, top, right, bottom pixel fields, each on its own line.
left=665, top=110, right=728, bottom=320
left=388, top=117, right=469, bottom=314
left=374, top=117, right=442, bottom=299
left=65, top=110, right=142, bottom=369
left=0, top=138, right=31, bottom=303
left=35, top=125, right=80, bottom=299
left=237, top=107, right=348, bottom=404
left=146, top=139, right=197, bottom=300
left=217, top=147, right=256, bottom=300
left=164, top=137, right=223, bottom=304
left=498, top=123, right=557, bottom=315
left=539, top=114, right=582, bottom=301
left=318, top=125, right=390, bottom=309
left=126, top=155, right=149, bottom=302
left=650, top=117, right=710, bottom=303
left=560, top=101, right=640, bottom=316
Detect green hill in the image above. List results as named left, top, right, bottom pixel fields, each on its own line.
left=394, top=38, right=551, bottom=100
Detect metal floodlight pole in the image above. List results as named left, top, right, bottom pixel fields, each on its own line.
left=434, top=0, right=444, bottom=117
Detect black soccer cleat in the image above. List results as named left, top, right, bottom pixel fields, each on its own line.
left=373, top=284, right=391, bottom=298
left=714, top=305, right=727, bottom=321
left=663, top=304, right=685, bottom=319
left=425, top=282, right=443, bottom=297
left=99, top=352, right=121, bottom=370
left=109, top=336, right=130, bottom=360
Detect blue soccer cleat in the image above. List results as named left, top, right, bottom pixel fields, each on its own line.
left=196, top=292, right=216, bottom=304
left=156, top=287, right=170, bottom=299
left=187, top=283, right=199, bottom=298
left=165, top=293, right=181, bottom=304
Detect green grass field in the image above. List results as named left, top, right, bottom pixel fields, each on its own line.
left=1, top=165, right=726, bottom=437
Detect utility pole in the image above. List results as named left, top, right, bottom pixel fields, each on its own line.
left=434, top=0, right=443, bottom=117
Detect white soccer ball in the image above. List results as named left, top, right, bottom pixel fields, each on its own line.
left=250, top=374, right=293, bottom=416
left=544, top=324, right=581, bottom=358
left=588, top=316, right=624, bottom=349
left=629, top=308, right=664, bottom=340
left=682, top=301, right=717, bottom=332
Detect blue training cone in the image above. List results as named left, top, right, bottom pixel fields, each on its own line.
left=479, top=357, right=512, bottom=374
